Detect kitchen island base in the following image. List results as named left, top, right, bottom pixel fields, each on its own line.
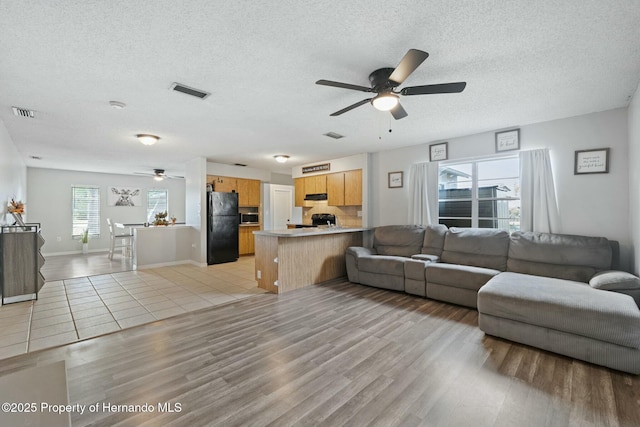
left=254, top=229, right=366, bottom=293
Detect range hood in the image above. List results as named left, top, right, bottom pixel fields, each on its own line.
left=304, top=193, right=328, bottom=201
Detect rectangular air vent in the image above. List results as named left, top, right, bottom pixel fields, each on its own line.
left=12, top=106, right=35, bottom=118
left=170, top=82, right=210, bottom=99
left=323, top=132, right=344, bottom=139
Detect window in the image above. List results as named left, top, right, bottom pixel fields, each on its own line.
left=72, top=186, right=100, bottom=237
left=147, top=189, right=168, bottom=222
left=438, top=155, right=520, bottom=232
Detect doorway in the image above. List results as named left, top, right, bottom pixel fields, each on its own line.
left=270, top=185, right=293, bottom=230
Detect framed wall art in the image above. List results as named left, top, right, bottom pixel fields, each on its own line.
left=388, top=171, right=403, bottom=188
left=108, top=187, right=141, bottom=206
left=574, top=148, right=609, bottom=174
left=429, top=142, right=448, bottom=162
left=495, top=129, right=520, bottom=152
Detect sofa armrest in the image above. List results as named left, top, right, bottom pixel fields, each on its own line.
left=345, top=246, right=377, bottom=284
left=346, top=246, right=378, bottom=258
left=589, top=271, right=640, bottom=291
left=411, top=254, right=440, bottom=262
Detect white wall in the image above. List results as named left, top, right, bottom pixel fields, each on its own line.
left=206, top=162, right=271, bottom=181
left=371, top=108, right=631, bottom=270
left=185, top=157, right=207, bottom=265
left=629, top=85, right=640, bottom=275
left=27, top=168, right=186, bottom=255
left=0, top=120, right=27, bottom=225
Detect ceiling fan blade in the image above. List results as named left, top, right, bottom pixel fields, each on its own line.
left=390, top=102, right=408, bottom=120
left=329, top=98, right=372, bottom=116
left=388, top=49, right=429, bottom=86
left=401, top=81, right=467, bottom=96
left=316, top=79, right=372, bottom=92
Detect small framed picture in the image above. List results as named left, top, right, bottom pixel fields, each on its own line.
left=495, top=129, right=520, bottom=152
left=574, top=148, right=610, bottom=174
left=388, top=171, right=403, bottom=188
left=429, top=142, right=448, bottom=161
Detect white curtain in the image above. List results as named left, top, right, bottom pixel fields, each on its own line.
left=408, top=162, right=439, bottom=225
left=519, top=149, right=561, bottom=233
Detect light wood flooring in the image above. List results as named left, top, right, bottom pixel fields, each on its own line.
left=0, top=280, right=638, bottom=426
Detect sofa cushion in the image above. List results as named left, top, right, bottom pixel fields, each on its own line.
left=359, top=255, right=406, bottom=276
left=373, top=225, right=426, bottom=257
left=440, top=227, right=510, bottom=271
left=478, top=272, right=640, bottom=349
left=507, top=231, right=612, bottom=282
left=421, top=224, right=448, bottom=257
left=426, top=263, right=501, bottom=292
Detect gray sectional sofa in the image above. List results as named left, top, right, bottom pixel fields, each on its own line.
left=345, top=225, right=640, bottom=374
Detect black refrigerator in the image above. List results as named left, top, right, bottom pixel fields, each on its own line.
left=207, top=191, right=239, bottom=265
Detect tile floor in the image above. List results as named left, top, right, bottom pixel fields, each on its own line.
left=0, top=256, right=267, bottom=360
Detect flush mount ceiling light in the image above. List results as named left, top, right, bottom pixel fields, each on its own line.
left=137, top=134, right=160, bottom=146
left=274, top=155, right=290, bottom=163
left=371, top=93, right=399, bottom=111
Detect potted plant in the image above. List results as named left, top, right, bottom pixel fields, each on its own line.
left=81, top=229, right=89, bottom=254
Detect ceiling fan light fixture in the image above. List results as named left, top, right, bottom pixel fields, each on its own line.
left=153, top=175, right=164, bottom=181
left=137, top=134, right=160, bottom=146
left=274, top=155, right=290, bottom=163
left=371, top=93, right=399, bottom=111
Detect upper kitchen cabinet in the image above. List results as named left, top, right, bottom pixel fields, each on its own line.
left=208, top=175, right=261, bottom=207
left=328, top=169, right=362, bottom=206
left=294, top=178, right=305, bottom=207
left=344, top=169, right=362, bottom=205
left=238, top=179, right=261, bottom=207
left=304, top=175, right=327, bottom=195
left=208, top=175, right=237, bottom=193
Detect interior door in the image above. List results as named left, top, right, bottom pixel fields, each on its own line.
left=271, top=186, right=293, bottom=230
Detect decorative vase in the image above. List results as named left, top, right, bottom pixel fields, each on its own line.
left=82, top=242, right=89, bottom=254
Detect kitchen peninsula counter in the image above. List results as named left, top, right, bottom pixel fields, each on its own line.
left=253, top=227, right=369, bottom=293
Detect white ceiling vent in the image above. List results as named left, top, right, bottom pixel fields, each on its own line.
left=12, top=106, right=35, bottom=118
left=170, top=82, right=210, bottom=99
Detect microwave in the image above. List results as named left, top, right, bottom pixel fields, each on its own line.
left=240, top=212, right=259, bottom=224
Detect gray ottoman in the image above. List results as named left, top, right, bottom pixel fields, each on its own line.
left=478, top=272, right=640, bottom=374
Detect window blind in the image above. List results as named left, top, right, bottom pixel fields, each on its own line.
left=72, top=186, right=100, bottom=237
left=147, top=189, right=168, bottom=222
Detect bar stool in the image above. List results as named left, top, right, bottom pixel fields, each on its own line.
left=107, top=218, right=133, bottom=260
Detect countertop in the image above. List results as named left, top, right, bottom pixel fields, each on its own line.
left=253, top=227, right=369, bottom=237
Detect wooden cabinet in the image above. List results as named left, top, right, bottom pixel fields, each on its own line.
left=208, top=176, right=261, bottom=207
left=294, top=178, right=305, bottom=207
left=207, top=175, right=237, bottom=193
left=327, top=172, right=345, bottom=206
left=344, top=169, right=362, bottom=206
left=327, top=169, right=362, bottom=206
left=305, top=175, right=326, bottom=194
left=239, top=225, right=260, bottom=255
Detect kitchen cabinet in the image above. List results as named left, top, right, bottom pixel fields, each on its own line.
left=239, top=225, right=260, bottom=255
left=207, top=175, right=237, bottom=193
left=344, top=169, right=362, bottom=205
left=305, top=175, right=326, bottom=195
left=208, top=176, right=261, bottom=207
left=294, top=178, right=305, bottom=207
left=327, top=169, right=362, bottom=206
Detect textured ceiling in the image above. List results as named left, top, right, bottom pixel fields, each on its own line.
left=1, top=0, right=639, bottom=177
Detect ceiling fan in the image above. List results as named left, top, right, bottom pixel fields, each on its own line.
left=316, top=49, right=466, bottom=120
left=134, top=169, right=184, bottom=181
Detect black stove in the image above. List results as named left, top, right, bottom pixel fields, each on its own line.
left=311, top=213, right=336, bottom=226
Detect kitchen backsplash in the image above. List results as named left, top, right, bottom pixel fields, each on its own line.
left=302, top=201, right=362, bottom=227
